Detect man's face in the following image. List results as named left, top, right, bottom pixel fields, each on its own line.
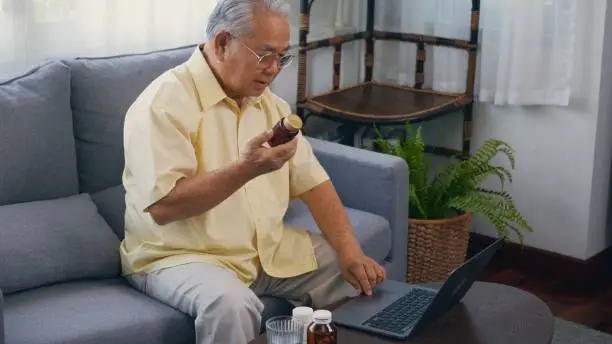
left=219, top=9, right=291, bottom=98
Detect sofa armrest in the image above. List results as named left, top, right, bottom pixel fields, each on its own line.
left=307, top=137, right=409, bottom=281
left=0, top=287, right=4, bottom=344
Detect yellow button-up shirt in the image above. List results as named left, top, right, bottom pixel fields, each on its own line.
left=119, top=46, right=329, bottom=285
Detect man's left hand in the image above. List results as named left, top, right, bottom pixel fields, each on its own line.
left=339, top=251, right=386, bottom=296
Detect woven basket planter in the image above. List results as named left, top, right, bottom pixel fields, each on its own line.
left=406, top=212, right=473, bottom=283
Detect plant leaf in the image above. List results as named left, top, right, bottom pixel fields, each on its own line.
left=371, top=125, right=532, bottom=243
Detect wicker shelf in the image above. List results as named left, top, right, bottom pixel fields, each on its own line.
left=296, top=0, right=481, bottom=158
left=299, top=82, right=471, bottom=124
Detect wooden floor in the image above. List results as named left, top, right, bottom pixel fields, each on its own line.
left=479, top=264, right=612, bottom=334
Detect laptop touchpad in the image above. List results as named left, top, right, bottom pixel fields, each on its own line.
left=332, top=284, right=409, bottom=325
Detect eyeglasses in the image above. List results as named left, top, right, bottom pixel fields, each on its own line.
left=236, top=39, right=294, bottom=69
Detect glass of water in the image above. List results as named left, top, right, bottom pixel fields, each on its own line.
left=266, top=315, right=303, bottom=344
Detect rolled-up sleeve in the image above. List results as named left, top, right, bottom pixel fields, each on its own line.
left=289, top=133, right=330, bottom=198
left=124, top=101, right=197, bottom=211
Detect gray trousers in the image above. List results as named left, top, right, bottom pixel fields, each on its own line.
left=126, top=233, right=359, bottom=344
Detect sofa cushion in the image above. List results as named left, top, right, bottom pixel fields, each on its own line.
left=0, top=61, right=78, bottom=206
left=91, top=184, right=393, bottom=261
left=92, top=184, right=127, bottom=239
left=0, top=193, right=121, bottom=294
left=65, top=45, right=195, bottom=194
left=4, top=279, right=194, bottom=344
left=284, top=200, right=392, bottom=263
left=0, top=287, right=3, bottom=344
left=259, top=296, right=294, bottom=333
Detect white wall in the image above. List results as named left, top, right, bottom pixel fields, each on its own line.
left=456, top=0, right=610, bottom=260
left=587, top=0, right=612, bottom=258
left=271, top=0, right=612, bottom=260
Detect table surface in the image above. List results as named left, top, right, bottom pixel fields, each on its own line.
left=250, top=281, right=554, bottom=344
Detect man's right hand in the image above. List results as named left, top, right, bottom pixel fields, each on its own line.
left=146, top=129, right=298, bottom=225
left=240, top=130, right=298, bottom=177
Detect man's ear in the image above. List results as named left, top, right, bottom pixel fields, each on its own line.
left=213, top=31, right=232, bottom=61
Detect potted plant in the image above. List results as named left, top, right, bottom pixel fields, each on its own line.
left=373, top=124, right=533, bottom=283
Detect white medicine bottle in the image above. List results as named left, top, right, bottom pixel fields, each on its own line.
left=292, top=306, right=314, bottom=344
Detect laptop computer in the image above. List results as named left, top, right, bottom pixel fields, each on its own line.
left=332, top=237, right=505, bottom=340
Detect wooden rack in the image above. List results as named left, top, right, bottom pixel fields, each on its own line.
left=296, top=0, right=481, bottom=158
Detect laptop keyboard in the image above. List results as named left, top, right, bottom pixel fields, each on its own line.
left=362, top=288, right=436, bottom=334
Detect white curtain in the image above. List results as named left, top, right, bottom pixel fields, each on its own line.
left=342, top=0, right=578, bottom=106
left=1, top=0, right=580, bottom=106
left=0, top=0, right=216, bottom=78
left=0, top=0, right=348, bottom=79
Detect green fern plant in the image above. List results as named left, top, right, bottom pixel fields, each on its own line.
left=373, top=124, right=533, bottom=244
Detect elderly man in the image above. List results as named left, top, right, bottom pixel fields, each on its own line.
left=120, top=0, right=385, bottom=343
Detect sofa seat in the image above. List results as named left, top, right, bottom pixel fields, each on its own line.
left=2, top=278, right=306, bottom=344
left=4, top=279, right=195, bottom=344
left=284, top=200, right=392, bottom=263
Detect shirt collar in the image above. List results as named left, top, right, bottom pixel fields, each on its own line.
left=185, top=44, right=264, bottom=111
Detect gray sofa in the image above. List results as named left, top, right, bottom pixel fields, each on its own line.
left=0, top=44, right=409, bottom=344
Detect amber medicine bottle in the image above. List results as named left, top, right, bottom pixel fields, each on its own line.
left=307, top=309, right=337, bottom=344
left=268, top=114, right=303, bottom=147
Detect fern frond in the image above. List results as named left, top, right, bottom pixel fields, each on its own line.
left=498, top=145, right=516, bottom=169
left=466, top=165, right=513, bottom=191
left=410, top=187, right=427, bottom=218
left=507, top=224, right=525, bottom=246
left=477, top=188, right=512, bottom=202
left=373, top=126, right=393, bottom=154
left=449, top=191, right=531, bottom=243
left=449, top=193, right=509, bottom=237
left=464, top=139, right=515, bottom=173
left=455, top=139, right=514, bottom=192
left=400, top=126, right=430, bottom=209
left=426, top=163, right=460, bottom=216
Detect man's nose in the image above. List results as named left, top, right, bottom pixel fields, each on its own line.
left=264, top=59, right=280, bottom=75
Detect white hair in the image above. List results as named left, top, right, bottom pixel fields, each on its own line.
left=206, top=0, right=291, bottom=40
